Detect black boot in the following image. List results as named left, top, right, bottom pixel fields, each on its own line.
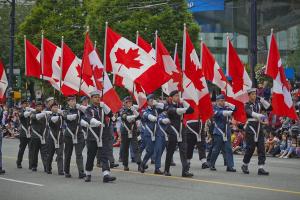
left=103, top=175, right=116, bottom=183
left=79, top=172, right=86, bottom=179
left=139, top=164, right=145, bottom=173
left=241, top=165, right=249, bottom=174
left=154, top=169, right=163, bottom=175
left=110, top=163, right=119, bottom=168
left=65, top=173, right=72, bottom=178
left=210, top=166, right=216, bottom=171
left=182, top=171, right=194, bottom=178
left=226, top=167, right=236, bottom=172
left=0, top=168, right=5, bottom=174
left=201, top=162, right=209, bottom=169
left=32, top=168, right=37, bottom=172
left=164, top=171, right=171, bottom=176
left=124, top=166, right=129, bottom=171
left=85, top=175, right=91, bottom=182
left=258, top=168, right=269, bottom=176
left=16, top=162, right=22, bottom=169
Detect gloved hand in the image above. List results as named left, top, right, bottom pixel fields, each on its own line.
left=43, top=111, right=52, bottom=115
left=80, top=119, right=89, bottom=127
left=180, top=98, right=190, bottom=108
left=57, top=109, right=64, bottom=115
left=155, top=102, right=165, bottom=110
left=90, top=118, right=102, bottom=127
left=176, top=108, right=187, bottom=115
left=225, top=102, right=236, bottom=111
left=67, top=114, right=77, bottom=121
left=252, top=112, right=266, bottom=121
left=222, top=110, right=233, bottom=117
left=260, top=97, right=271, bottom=109
left=101, top=102, right=111, bottom=114
left=51, top=116, right=60, bottom=123
left=161, top=118, right=171, bottom=124
left=36, top=113, right=46, bottom=120
left=148, top=114, right=157, bottom=122
left=126, top=115, right=136, bottom=123
left=24, top=111, right=31, bottom=118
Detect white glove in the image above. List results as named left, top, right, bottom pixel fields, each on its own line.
left=126, top=115, right=136, bottom=123
left=29, top=108, right=36, bottom=112
left=90, top=118, right=102, bottom=127
left=51, top=116, right=59, bottom=123
left=260, top=98, right=270, bottom=109
left=80, top=119, right=89, bottom=127
left=57, top=109, right=64, bottom=115
left=181, top=99, right=190, bottom=108
left=25, top=107, right=31, bottom=111
left=252, top=112, right=266, bottom=121
left=148, top=114, right=157, bottom=122
left=225, top=102, right=236, bottom=110
left=176, top=108, right=187, bottom=115
left=155, top=102, right=165, bottom=110
left=77, top=105, right=87, bottom=113
left=36, top=113, right=46, bottom=120
left=101, top=102, right=111, bottom=115
left=153, top=100, right=158, bottom=106
left=131, top=105, right=139, bottom=111
left=43, top=111, right=52, bottom=115
left=161, top=118, right=171, bottom=124
left=24, top=111, right=31, bottom=118
left=67, top=114, right=77, bottom=121
left=222, top=110, right=233, bottom=117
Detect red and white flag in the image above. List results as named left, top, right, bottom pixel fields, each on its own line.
left=82, top=32, right=122, bottom=112
left=265, top=32, right=298, bottom=120
left=137, top=35, right=155, bottom=60
left=42, top=38, right=62, bottom=90
left=226, top=36, right=252, bottom=103
left=0, top=59, right=8, bottom=99
left=182, top=27, right=213, bottom=122
left=201, top=41, right=247, bottom=123
left=160, top=41, right=182, bottom=95
left=105, top=26, right=170, bottom=94
left=24, top=38, right=41, bottom=78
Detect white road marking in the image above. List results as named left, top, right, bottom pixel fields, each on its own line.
left=0, top=177, right=44, bottom=187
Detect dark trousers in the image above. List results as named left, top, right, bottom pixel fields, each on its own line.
left=17, top=137, right=32, bottom=168
left=31, top=138, right=48, bottom=170
left=64, top=137, right=84, bottom=174
left=243, top=131, right=266, bottom=165
left=210, top=135, right=234, bottom=168
left=164, top=133, right=189, bottom=173
left=154, top=136, right=166, bottom=170
left=85, top=135, right=110, bottom=172
left=141, top=135, right=155, bottom=166
left=46, top=140, right=63, bottom=174
left=186, top=132, right=206, bottom=161
left=98, top=130, right=115, bottom=164
left=121, top=134, right=141, bottom=167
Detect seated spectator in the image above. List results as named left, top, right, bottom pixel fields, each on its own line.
left=279, top=137, right=297, bottom=158
left=265, top=132, right=280, bottom=154
left=231, top=128, right=244, bottom=154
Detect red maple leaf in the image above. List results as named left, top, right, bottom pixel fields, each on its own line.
left=185, top=60, right=204, bottom=91
left=76, top=65, right=94, bottom=87
left=172, top=70, right=183, bottom=91
left=115, top=48, right=143, bottom=71
left=218, top=68, right=227, bottom=83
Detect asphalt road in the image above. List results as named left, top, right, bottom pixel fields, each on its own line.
left=0, top=139, right=300, bottom=200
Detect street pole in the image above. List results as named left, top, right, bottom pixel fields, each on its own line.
left=8, top=0, right=15, bottom=108
left=250, top=0, right=257, bottom=88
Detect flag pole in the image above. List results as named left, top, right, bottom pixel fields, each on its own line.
left=136, top=30, right=139, bottom=45
left=24, top=35, right=28, bottom=100
left=59, top=36, right=64, bottom=103
left=41, top=30, right=45, bottom=100
left=79, top=26, right=89, bottom=97
left=103, top=21, right=108, bottom=97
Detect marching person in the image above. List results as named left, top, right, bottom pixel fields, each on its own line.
left=30, top=101, right=49, bottom=172
left=120, top=96, right=142, bottom=171
left=241, top=88, right=271, bottom=175
left=209, top=94, right=236, bottom=172
left=46, top=102, right=64, bottom=175
left=80, top=96, right=89, bottom=141
left=140, top=94, right=159, bottom=173
left=16, top=99, right=32, bottom=169
left=164, top=90, right=194, bottom=177
left=185, top=118, right=210, bottom=170
left=83, top=91, right=116, bottom=183
left=45, top=97, right=55, bottom=111
left=63, top=96, right=86, bottom=179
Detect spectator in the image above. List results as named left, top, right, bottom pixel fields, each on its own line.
left=263, top=81, right=271, bottom=101
left=265, top=132, right=280, bottom=154
left=257, top=83, right=264, bottom=97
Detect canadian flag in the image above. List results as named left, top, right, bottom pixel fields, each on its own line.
left=24, top=38, right=41, bottom=78
left=137, top=35, right=155, bottom=60
left=226, top=36, right=252, bottom=103
left=160, top=40, right=182, bottom=95
left=82, top=32, right=122, bottom=113
left=182, top=27, right=213, bottom=122
left=42, top=38, right=62, bottom=90
left=105, top=26, right=170, bottom=94
left=201, top=41, right=247, bottom=123
left=265, top=32, right=298, bottom=120
left=0, top=59, right=8, bottom=99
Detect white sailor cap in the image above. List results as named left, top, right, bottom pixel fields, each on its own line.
left=247, top=88, right=257, bottom=94
left=90, top=90, right=101, bottom=97
left=46, top=97, right=54, bottom=102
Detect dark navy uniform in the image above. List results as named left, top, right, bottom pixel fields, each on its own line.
left=242, top=93, right=271, bottom=175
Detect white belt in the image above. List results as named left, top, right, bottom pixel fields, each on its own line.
left=186, top=120, right=202, bottom=142
left=31, top=128, right=46, bottom=144
left=214, top=121, right=228, bottom=142
left=89, top=126, right=102, bottom=147
left=21, top=124, right=31, bottom=138
left=49, top=129, right=61, bottom=149
left=245, top=122, right=261, bottom=142
left=82, top=127, right=88, bottom=140
left=158, top=123, right=168, bottom=142
left=145, top=124, right=156, bottom=142
left=66, top=126, right=79, bottom=144
left=170, top=125, right=182, bottom=142
left=123, top=122, right=134, bottom=139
